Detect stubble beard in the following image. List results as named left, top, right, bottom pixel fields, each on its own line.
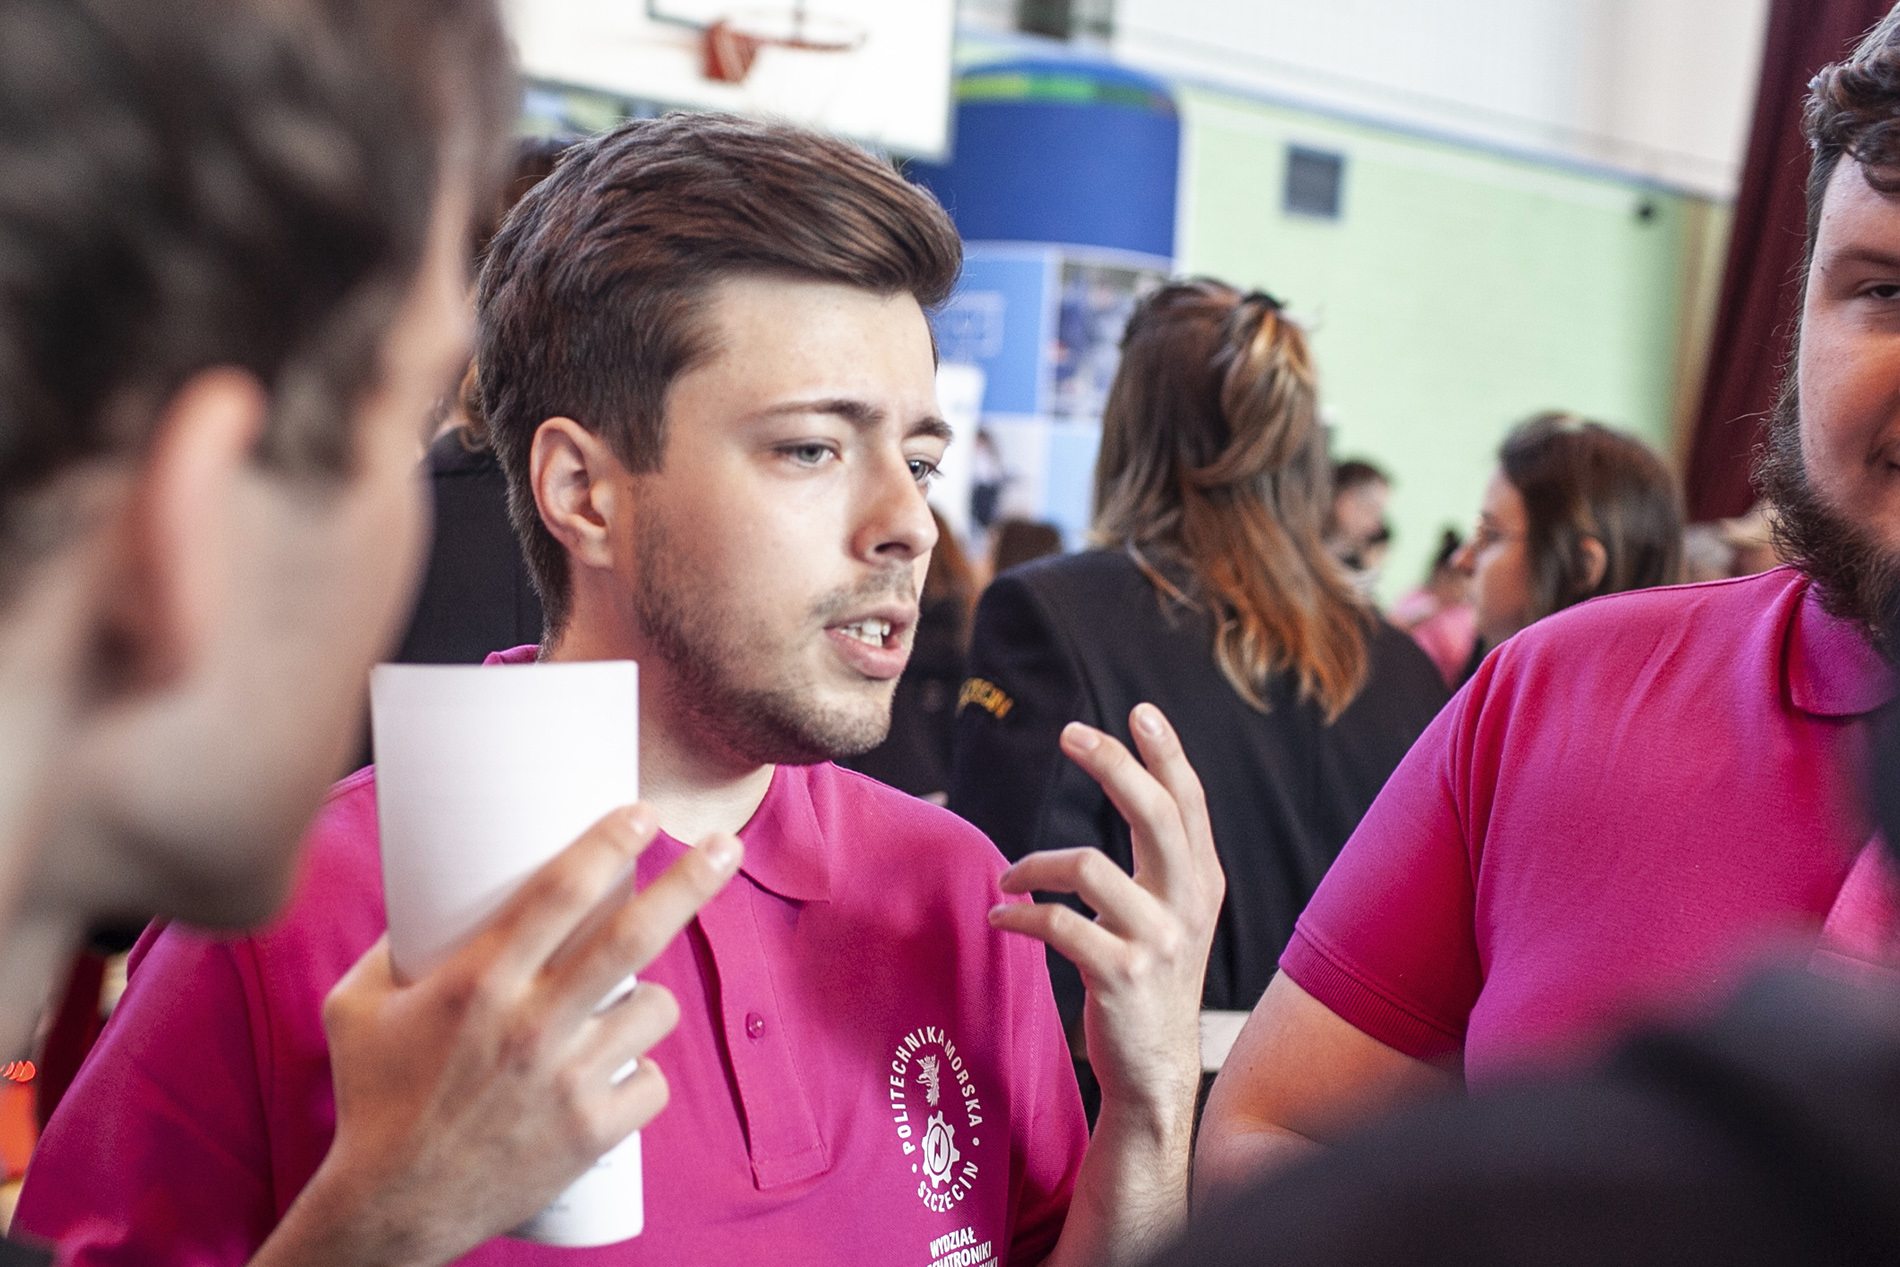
left=630, top=512, right=912, bottom=766
left=1758, top=374, right=1900, bottom=653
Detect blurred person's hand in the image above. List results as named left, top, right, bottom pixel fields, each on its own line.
left=251, top=805, right=740, bottom=1267
left=990, top=704, right=1225, bottom=1264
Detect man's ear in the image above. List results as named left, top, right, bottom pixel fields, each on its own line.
left=108, top=368, right=268, bottom=693
left=1578, top=535, right=1609, bottom=592
left=531, top=417, right=623, bottom=574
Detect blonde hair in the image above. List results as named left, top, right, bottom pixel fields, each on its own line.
left=1093, top=280, right=1367, bottom=719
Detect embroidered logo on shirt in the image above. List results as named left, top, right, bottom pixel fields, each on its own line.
left=888, top=1025, right=984, bottom=1213
left=921, top=1111, right=960, bottom=1187
left=957, top=678, right=1013, bottom=720
left=924, top=1224, right=996, bottom=1267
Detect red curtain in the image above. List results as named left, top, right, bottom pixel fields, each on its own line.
left=1683, top=0, right=1894, bottom=522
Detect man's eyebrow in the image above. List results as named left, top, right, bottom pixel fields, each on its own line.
left=754, top=398, right=954, bottom=443
left=910, top=415, right=954, bottom=443
left=755, top=398, right=884, bottom=428
left=1823, top=246, right=1900, bottom=272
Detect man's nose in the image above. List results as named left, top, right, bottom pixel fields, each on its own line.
left=855, top=452, right=938, bottom=563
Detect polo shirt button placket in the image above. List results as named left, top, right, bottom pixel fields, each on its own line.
left=696, top=879, right=830, bottom=1189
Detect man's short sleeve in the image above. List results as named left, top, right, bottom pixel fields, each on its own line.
left=15, top=924, right=277, bottom=1265
left=1279, top=655, right=1494, bottom=1062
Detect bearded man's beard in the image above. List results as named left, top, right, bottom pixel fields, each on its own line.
left=1757, top=373, right=1900, bottom=654
left=629, top=511, right=907, bottom=767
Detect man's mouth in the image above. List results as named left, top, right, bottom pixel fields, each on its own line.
left=822, top=607, right=914, bottom=680
left=836, top=617, right=894, bottom=648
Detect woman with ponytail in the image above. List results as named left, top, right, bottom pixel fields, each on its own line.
left=948, top=280, right=1448, bottom=1081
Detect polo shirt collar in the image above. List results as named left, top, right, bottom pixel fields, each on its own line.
left=481, top=648, right=833, bottom=901
left=1788, top=578, right=1895, bottom=717
left=735, top=765, right=833, bottom=903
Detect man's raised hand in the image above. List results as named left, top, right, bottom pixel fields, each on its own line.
left=988, top=703, right=1224, bottom=1260
left=254, top=805, right=741, bottom=1267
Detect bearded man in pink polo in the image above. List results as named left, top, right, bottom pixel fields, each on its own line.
left=1194, top=9, right=1900, bottom=1201
left=19, top=113, right=1223, bottom=1266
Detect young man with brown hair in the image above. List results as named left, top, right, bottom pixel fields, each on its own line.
left=0, top=4, right=761, bottom=1264
left=23, top=114, right=1223, bottom=1265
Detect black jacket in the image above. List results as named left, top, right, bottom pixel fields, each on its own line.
left=839, top=590, right=968, bottom=798
left=948, top=549, right=1448, bottom=1024
left=0, top=1239, right=50, bottom=1267
left=394, top=429, right=543, bottom=665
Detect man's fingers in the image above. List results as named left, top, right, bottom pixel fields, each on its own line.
left=1125, top=703, right=1217, bottom=865
left=553, top=1048, right=674, bottom=1163
left=332, top=933, right=398, bottom=995
left=576, top=981, right=680, bottom=1085
left=574, top=985, right=681, bottom=1155
left=463, top=805, right=662, bottom=983
left=597, top=1059, right=672, bottom=1150
left=1000, top=848, right=1170, bottom=945
left=1123, top=704, right=1226, bottom=924
left=1058, top=719, right=1192, bottom=898
left=321, top=935, right=399, bottom=1035
left=988, top=899, right=1125, bottom=979
left=548, top=833, right=743, bottom=1021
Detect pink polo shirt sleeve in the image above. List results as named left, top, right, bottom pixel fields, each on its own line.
left=17, top=768, right=384, bottom=1266
left=1279, top=651, right=1494, bottom=1062
left=1282, top=571, right=1884, bottom=1078
left=16, top=924, right=279, bottom=1264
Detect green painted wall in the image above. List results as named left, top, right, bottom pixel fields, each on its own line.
left=1176, top=88, right=1717, bottom=603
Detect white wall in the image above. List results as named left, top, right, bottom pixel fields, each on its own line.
left=1108, top=0, right=1771, bottom=197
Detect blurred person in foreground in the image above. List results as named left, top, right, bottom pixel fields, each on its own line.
left=23, top=114, right=1224, bottom=1266
left=950, top=282, right=1446, bottom=1087
left=1193, top=16, right=1900, bottom=1203
left=1448, top=411, right=1682, bottom=683
left=0, top=3, right=754, bottom=1266
left=1387, top=529, right=1474, bottom=688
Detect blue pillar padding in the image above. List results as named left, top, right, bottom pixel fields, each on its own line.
left=909, top=59, right=1180, bottom=260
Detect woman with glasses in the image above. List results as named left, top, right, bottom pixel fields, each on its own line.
left=1450, top=411, right=1683, bottom=683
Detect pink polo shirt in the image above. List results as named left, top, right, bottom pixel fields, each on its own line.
left=1282, top=567, right=1890, bottom=1084
left=19, top=654, right=1084, bottom=1265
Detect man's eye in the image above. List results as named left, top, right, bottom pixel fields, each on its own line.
left=909, top=457, right=940, bottom=485
left=784, top=443, right=833, bottom=465
left=1868, top=283, right=1900, bottom=301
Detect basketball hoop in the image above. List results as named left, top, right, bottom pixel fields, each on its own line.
left=698, top=4, right=865, bottom=83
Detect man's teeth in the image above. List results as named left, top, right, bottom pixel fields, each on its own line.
left=840, top=618, right=891, bottom=646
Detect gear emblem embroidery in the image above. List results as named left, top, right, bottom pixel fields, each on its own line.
left=888, top=1025, right=986, bottom=1212
left=920, top=1112, right=959, bottom=1188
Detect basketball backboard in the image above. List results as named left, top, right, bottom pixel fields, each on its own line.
left=503, top=0, right=957, bottom=159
